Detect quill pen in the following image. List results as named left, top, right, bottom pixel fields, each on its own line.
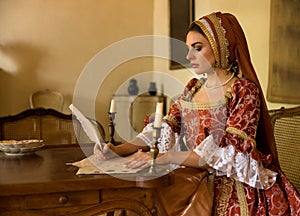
left=69, top=104, right=104, bottom=151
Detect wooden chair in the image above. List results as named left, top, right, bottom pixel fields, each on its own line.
left=0, top=108, right=105, bottom=148
left=269, top=106, right=300, bottom=191
left=130, top=94, right=166, bottom=133
left=29, top=89, right=64, bottom=112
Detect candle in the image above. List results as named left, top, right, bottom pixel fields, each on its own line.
left=109, top=99, right=116, bottom=113
left=153, top=102, right=163, bottom=128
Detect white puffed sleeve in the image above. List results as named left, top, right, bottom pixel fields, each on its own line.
left=194, top=135, right=277, bottom=189
left=136, top=121, right=180, bottom=153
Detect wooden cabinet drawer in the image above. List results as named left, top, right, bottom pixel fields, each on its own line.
left=0, top=190, right=99, bottom=209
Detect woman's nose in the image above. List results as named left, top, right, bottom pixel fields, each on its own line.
left=186, top=49, right=194, bottom=61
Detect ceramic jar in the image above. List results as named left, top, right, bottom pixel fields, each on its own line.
left=148, top=82, right=157, bottom=96
left=128, top=78, right=139, bottom=95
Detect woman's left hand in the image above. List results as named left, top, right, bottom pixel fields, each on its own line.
left=125, top=149, right=152, bottom=169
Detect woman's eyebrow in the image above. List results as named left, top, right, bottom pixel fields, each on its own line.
left=191, top=42, right=203, bottom=47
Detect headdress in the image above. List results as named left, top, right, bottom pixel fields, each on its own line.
left=193, top=12, right=279, bottom=166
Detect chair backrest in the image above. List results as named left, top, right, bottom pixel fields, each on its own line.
left=87, top=117, right=106, bottom=141
left=269, top=106, right=300, bottom=191
left=0, top=108, right=104, bottom=148
left=29, top=89, right=64, bottom=112
left=130, top=94, right=166, bottom=133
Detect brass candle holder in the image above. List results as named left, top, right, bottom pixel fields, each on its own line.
left=108, top=112, right=116, bottom=145
left=146, top=126, right=161, bottom=175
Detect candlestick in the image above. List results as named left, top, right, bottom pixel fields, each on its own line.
left=146, top=126, right=161, bottom=175
left=108, top=112, right=116, bottom=144
left=153, top=102, right=163, bottom=128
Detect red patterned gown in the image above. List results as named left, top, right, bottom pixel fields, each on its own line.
left=145, top=78, right=300, bottom=216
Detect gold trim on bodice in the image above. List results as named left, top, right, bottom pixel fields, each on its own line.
left=226, top=126, right=256, bottom=147
left=180, top=99, right=226, bottom=110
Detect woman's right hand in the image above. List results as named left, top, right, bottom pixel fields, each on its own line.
left=94, top=142, right=117, bottom=160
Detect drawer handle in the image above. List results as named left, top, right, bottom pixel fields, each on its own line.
left=58, top=195, right=69, bottom=204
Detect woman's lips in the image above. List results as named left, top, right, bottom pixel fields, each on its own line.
left=191, top=64, right=199, bottom=68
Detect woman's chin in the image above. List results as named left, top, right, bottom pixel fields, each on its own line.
left=193, top=69, right=206, bottom=75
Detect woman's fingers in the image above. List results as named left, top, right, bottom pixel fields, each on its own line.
left=94, top=143, right=115, bottom=160
left=102, top=143, right=110, bottom=154
left=128, top=149, right=151, bottom=162
left=94, top=143, right=106, bottom=160
left=125, top=150, right=152, bottom=169
left=126, top=160, right=150, bottom=169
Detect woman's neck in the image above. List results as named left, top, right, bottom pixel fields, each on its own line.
left=205, top=69, right=234, bottom=89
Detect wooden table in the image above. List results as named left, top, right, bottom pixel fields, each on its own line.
left=0, top=146, right=173, bottom=216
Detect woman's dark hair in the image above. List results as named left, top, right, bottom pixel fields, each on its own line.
left=186, top=22, right=207, bottom=40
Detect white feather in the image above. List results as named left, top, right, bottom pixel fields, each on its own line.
left=69, top=104, right=103, bottom=150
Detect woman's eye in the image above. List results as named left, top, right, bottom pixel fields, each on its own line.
left=194, top=46, right=202, bottom=51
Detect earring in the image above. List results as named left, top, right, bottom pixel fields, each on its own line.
left=227, top=61, right=240, bottom=76
left=223, top=68, right=230, bottom=75
left=212, top=60, right=218, bottom=68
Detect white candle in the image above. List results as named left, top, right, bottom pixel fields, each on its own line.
left=153, top=102, right=163, bottom=128
left=109, top=99, right=116, bottom=113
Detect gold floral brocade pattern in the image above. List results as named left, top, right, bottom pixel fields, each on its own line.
left=205, top=13, right=230, bottom=69
left=214, top=177, right=234, bottom=216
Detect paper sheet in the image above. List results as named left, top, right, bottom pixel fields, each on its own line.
left=67, top=154, right=143, bottom=175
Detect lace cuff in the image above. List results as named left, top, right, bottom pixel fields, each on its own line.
left=194, top=135, right=277, bottom=189
left=136, top=122, right=176, bottom=153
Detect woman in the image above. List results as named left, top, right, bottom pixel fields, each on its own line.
left=95, top=12, right=300, bottom=215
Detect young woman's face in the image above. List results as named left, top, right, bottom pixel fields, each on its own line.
left=186, top=30, right=215, bottom=75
